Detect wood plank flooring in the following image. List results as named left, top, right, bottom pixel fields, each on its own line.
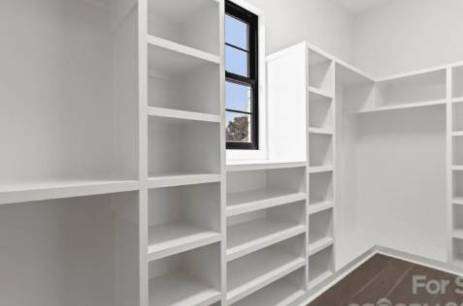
left=309, top=254, right=463, bottom=305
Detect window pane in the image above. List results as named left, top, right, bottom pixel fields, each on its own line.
left=225, top=15, right=249, bottom=50
left=225, top=46, right=248, bottom=77
left=226, top=112, right=252, bottom=143
left=226, top=81, right=252, bottom=112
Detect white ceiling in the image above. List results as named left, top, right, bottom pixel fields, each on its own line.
left=335, top=0, right=392, bottom=14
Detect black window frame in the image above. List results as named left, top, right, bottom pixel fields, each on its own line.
left=225, top=0, right=259, bottom=150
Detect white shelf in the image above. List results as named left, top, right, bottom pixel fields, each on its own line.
left=148, top=223, right=221, bottom=261
left=309, top=166, right=333, bottom=174
left=308, top=201, right=334, bottom=215
left=147, top=173, right=221, bottom=189
left=454, top=197, right=463, bottom=205
left=308, top=86, right=333, bottom=99
left=453, top=131, right=463, bottom=137
left=147, top=34, right=220, bottom=65
left=0, top=180, right=140, bottom=205
left=149, top=272, right=221, bottom=306
left=356, top=99, right=446, bottom=114
left=453, top=229, right=463, bottom=240
left=227, top=246, right=305, bottom=304
left=453, top=97, right=463, bottom=103
left=227, top=188, right=306, bottom=217
left=309, top=127, right=334, bottom=135
left=227, top=219, right=305, bottom=261
left=226, top=160, right=307, bottom=172
left=147, top=106, right=221, bottom=123
left=308, top=271, right=333, bottom=289
left=233, top=275, right=305, bottom=306
left=453, top=166, right=463, bottom=171
left=309, top=237, right=334, bottom=256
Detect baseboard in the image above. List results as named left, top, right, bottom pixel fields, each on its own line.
left=295, top=245, right=463, bottom=306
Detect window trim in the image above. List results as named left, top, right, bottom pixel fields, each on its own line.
left=225, top=0, right=259, bottom=150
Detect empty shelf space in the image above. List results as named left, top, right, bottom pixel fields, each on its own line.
left=227, top=245, right=306, bottom=304
left=148, top=0, right=219, bottom=56
left=147, top=35, right=220, bottom=65
left=227, top=218, right=305, bottom=261
left=308, top=201, right=334, bottom=215
left=147, top=106, right=221, bottom=123
left=149, top=273, right=221, bottom=306
left=233, top=269, right=305, bottom=306
left=227, top=188, right=306, bottom=217
left=309, top=127, right=334, bottom=135
left=147, top=173, right=221, bottom=188
left=148, top=224, right=221, bottom=261
left=309, top=171, right=333, bottom=205
left=309, top=237, right=334, bottom=256
left=309, top=166, right=333, bottom=173
left=308, top=271, right=333, bottom=289
left=0, top=180, right=140, bottom=205
left=357, top=99, right=447, bottom=114
left=309, top=133, right=333, bottom=168
left=149, top=243, right=221, bottom=306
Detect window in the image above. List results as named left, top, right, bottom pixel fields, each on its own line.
left=225, top=1, right=259, bottom=150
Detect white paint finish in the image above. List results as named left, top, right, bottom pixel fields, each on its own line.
left=335, top=0, right=391, bottom=14
left=352, top=0, right=463, bottom=78
left=245, top=0, right=353, bottom=62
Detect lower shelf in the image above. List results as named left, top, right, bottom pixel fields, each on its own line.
left=149, top=273, right=221, bottom=306
left=233, top=272, right=306, bottom=306
left=227, top=245, right=305, bottom=304
left=308, top=271, right=333, bottom=289
left=148, top=223, right=221, bottom=261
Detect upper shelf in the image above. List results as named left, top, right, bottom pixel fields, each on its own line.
left=356, top=99, right=447, bottom=114
left=226, top=160, right=307, bottom=172
left=0, top=180, right=140, bottom=205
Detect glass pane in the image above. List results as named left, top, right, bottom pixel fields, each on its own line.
left=226, top=81, right=252, bottom=112
left=225, top=15, right=249, bottom=50
left=226, top=112, right=252, bottom=143
left=225, top=46, right=248, bottom=77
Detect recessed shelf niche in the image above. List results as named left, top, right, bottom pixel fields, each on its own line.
left=309, top=172, right=333, bottom=205
left=309, top=134, right=333, bottom=167
left=308, top=49, right=333, bottom=95
left=309, top=209, right=334, bottom=246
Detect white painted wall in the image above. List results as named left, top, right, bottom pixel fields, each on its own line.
left=246, top=0, right=354, bottom=62
left=352, top=0, right=463, bottom=77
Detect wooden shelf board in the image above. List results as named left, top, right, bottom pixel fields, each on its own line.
left=233, top=276, right=305, bottom=306
left=227, top=247, right=305, bottom=304
left=147, top=34, right=220, bottom=65
left=356, top=99, right=446, bottom=114
left=308, top=201, right=334, bottom=215
left=308, top=86, right=333, bottom=99
left=147, top=173, right=221, bottom=189
left=149, top=272, right=221, bottom=306
left=227, top=219, right=306, bottom=261
left=147, top=106, right=221, bottom=123
left=308, top=127, right=334, bottom=135
left=227, top=188, right=306, bottom=217
left=309, top=237, right=334, bottom=256
left=148, top=223, right=221, bottom=261
left=0, top=180, right=139, bottom=205
left=226, top=160, right=307, bottom=172
left=309, top=166, right=334, bottom=174
left=308, top=270, right=333, bottom=289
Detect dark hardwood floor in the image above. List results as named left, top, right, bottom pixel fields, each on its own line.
left=309, top=254, right=463, bottom=306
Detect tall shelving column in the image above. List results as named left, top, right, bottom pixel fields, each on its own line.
left=141, top=0, right=225, bottom=305
left=307, top=47, right=336, bottom=289
left=450, top=64, right=463, bottom=265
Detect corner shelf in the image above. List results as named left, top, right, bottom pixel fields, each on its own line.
left=148, top=224, right=221, bottom=261
left=0, top=180, right=140, bottom=205
left=308, top=86, right=333, bottom=99
left=356, top=99, right=446, bottom=114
